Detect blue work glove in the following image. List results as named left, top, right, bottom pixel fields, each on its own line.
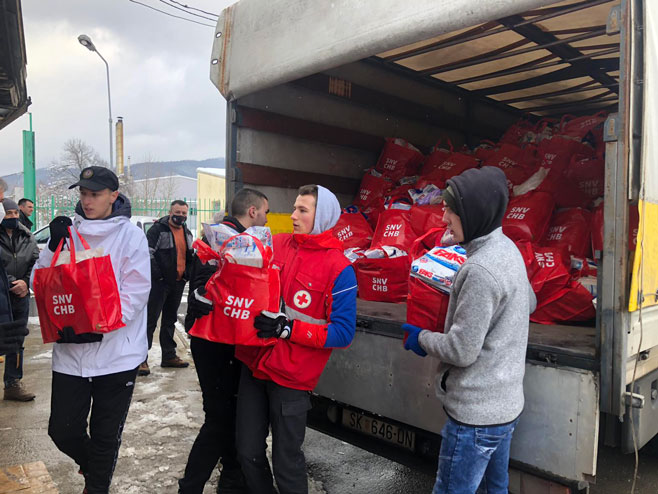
left=254, top=311, right=292, bottom=339
left=402, top=323, right=427, bottom=357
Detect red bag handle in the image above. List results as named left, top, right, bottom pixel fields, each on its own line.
left=432, top=137, right=454, bottom=153
left=534, top=118, right=557, bottom=133
left=50, top=226, right=92, bottom=267
left=219, top=232, right=272, bottom=266
left=410, top=226, right=446, bottom=260
left=193, top=238, right=222, bottom=263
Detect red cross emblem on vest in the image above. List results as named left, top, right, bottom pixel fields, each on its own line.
left=294, top=290, right=312, bottom=309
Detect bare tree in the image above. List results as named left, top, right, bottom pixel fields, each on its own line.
left=60, top=138, right=107, bottom=179
left=34, top=139, right=108, bottom=226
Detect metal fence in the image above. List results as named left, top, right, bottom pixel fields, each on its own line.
left=34, top=196, right=224, bottom=237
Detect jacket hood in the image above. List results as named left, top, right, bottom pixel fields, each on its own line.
left=311, top=185, right=341, bottom=235
left=446, top=166, right=509, bottom=244
left=73, top=194, right=133, bottom=239
left=75, top=193, right=132, bottom=221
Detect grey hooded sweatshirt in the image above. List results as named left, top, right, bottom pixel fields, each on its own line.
left=418, top=167, right=536, bottom=426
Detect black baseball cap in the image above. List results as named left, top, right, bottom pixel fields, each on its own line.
left=69, top=166, right=119, bottom=191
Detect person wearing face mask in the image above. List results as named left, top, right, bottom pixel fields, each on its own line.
left=402, top=167, right=536, bottom=494
left=31, top=166, right=151, bottom=493
left=141, top=199, right=194, bottom=375
left=0, top=181, right=26, bottom=363
left=0, top=198, right=39, bottom=401
left=234, top=185, right=357, bottom=494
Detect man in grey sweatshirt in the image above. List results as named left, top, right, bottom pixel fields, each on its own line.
left=403, top=166, right=536, bottom=494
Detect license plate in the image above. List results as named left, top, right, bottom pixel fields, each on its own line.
left=341, top=409, right=416, bottom=451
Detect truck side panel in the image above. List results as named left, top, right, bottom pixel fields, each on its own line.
left=317, top=332, right=600, bottom=483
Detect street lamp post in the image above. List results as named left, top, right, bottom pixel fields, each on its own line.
left=78, top=34, right=113, bottom=170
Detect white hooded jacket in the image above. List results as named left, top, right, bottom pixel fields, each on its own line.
left=31, top=196, right=151, bottom=377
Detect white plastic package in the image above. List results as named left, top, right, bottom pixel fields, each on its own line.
left=203, top=224, right=273, bottom=268
left=54, top=247, right=105, bottom=267
left=343, top=248, right=366, bottom=263
left=410, top=245, right=467, bottom=293
left=362, top=246, right=408, bottom=259
left=409, top=184, right=443, bottom=205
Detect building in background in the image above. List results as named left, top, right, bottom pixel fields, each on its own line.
left=196, top=167, right=226, bottom=235
left=130, top=174, right=197, bottom=201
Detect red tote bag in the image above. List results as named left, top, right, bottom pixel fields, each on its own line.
left=371, top=208, right=418, bottom=252
left=502, top=191, right=555, bottom=243
left=406, top=270, right=450, bottom=334
left=355, top=253, right=410, bottom=303
left=565, top=154, right=604, bottom=201
left=353, top=170, right=390, bottom=208
left=409, top=205, right=446, bottom=237
left=541, top=208, right=592, bottom=259
left=332, top=212, right=374, bottom=249
left=189, top=237, right=280, bottom=346
left=559, top=111, right=607, bottom=139
left=531, top=280, right=596, bottom=324
left=417, top=151, right=479, bottom=190
left=33, top=227, right=125, bottom=344
left=374, top=138, right=424, bottom=182
left=420, top=138, right=453, bottom=176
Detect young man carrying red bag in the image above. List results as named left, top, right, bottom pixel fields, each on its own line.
left=402, top=167, right=536, bottom=494
left=235, top=185, right=357, bottom=494
left=31, top=167, right=151, bottom=494
left=179, top=188, right=269, bottom=494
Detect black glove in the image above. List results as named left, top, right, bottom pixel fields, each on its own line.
left=48, top=216, right=73, bottom=252
left=254, top=311, right=293, bottom=339
left=187, top=287, right=213, bottom=319
left=56, top=326, right=103, bottom=344
left=0, top=319, right=28, bottom=355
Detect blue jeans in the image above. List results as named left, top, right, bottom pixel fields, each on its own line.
left=432, top=416, right=519, bottom=494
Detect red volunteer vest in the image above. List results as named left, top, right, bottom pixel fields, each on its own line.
left=235, top=231, right=350, bottom=391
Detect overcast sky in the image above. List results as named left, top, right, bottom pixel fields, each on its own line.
left=0, top=0, right=235, bottom=176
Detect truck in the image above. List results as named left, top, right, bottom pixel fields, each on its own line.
left=208, top=0, right=658, bottom=492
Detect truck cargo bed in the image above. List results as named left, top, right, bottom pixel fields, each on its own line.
left=357, top=299, right=596, bottom=369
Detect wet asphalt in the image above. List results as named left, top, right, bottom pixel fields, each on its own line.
left=1, top=321, right=658, bottom=493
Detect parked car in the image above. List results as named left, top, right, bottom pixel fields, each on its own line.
left=32, top=215, right=158, bottom=250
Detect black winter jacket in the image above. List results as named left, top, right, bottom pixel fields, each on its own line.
left=0, top=223, right=39, bottom=288
left=19, top=210, right=33, bottom=231
left=184, top=216, right=245, bottom=332
left=146, top=216, right=194, bottom=286
left=0, top=261, right=12, bottom=324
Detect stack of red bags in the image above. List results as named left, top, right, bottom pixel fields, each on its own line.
left=335, top=109, right=629, bottom=327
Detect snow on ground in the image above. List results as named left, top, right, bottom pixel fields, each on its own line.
left=30, top=349, right=52, bottom=360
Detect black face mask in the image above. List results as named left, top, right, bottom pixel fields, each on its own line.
left=1, top=218, right=18, bottom=230
left=171, top=215, right=186, bottom=226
